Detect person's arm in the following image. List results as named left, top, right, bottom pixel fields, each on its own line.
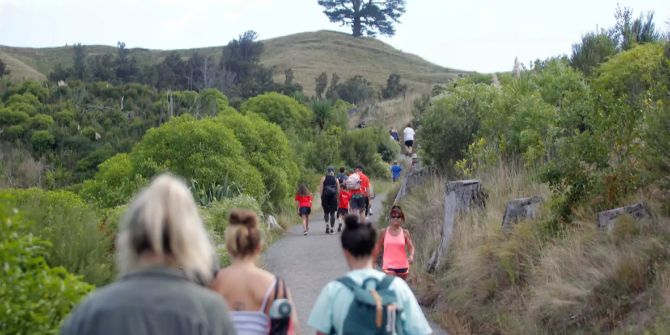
left=404, top=229, right=415, bottom=264
left=336, top=179, right=340, bottom=194
left=283, top=285, right=301, bottom=333
left=318, top=177, right=325, bottom=196
left=372, top=228, right=386, bottom=265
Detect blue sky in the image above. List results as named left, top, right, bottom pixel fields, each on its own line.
left=1, top=0, right=668, bottom=72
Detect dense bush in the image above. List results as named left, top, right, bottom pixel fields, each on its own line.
left=1, top=189, right=114, bottom=286
left=0, top=199, right=93, bottom=334
left=241, top=92, right=313, bottom=132
left=420, top=83, right=495, bottom=172
left=132, top=115, right=264, bottom=199
left=80, top=153, right=145, bottom=208
left=340, top=127, right=396, bottom=178
left=216, top=111, right=299, bottom=209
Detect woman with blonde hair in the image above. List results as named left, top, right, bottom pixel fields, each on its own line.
left=211, top=209, right=298, bottom=335
left=61, top=174, right=236, bottom=335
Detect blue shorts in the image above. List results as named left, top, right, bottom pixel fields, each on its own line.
left=299, top=207, right=311, bottom=216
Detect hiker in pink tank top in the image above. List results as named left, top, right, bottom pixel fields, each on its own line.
left=373, top=205, right=415, bottom=280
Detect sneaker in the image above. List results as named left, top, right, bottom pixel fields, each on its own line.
left=337, top=224, right=342, bottom=232
left=304, top=230, right=308, bottom=236
left=326, top=226, right=330, bottom=234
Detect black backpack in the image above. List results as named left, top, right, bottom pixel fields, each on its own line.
left=323, top=176, right=338, bottom=198
left=332, top=276, right=404, bottom=335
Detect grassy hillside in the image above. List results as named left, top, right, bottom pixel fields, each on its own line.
left=0, top=30, right=463, bottom=95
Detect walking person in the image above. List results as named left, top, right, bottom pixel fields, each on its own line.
left=307, top=215, right=432, bottom=335
left=336, top=184, right=352, bottom=233
left=319, top=166, right=340, bottom=234
left=390, top=127, right=400, bottom=143
left=403, top=123, right=415, bottom=156
left=295, top=184, right=312, bottom=236
left=373, top=205, right=415, bottom=280
left=61, top=174, right=236, bottom=335
left=336, top=167, right=348, bottom=187
left=355, top=166, right=373, bottom=217
left=345, top=169, right=365, bottom=222
left=390, top=161, right=402, bottom=183
left=211, top=209, right=298, bottom=335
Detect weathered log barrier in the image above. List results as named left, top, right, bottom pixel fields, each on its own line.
left=597, top=202, right=652, bottom=231
left=426, top=179, right=485, bottom=272
left=502, top=196, right=543, bottom=229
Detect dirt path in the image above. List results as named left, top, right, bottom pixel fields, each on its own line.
left=263, top=191, right=448, bottom=334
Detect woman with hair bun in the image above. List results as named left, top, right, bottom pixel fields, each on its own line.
left=211, top=209, right=298, bottom=335
left=61, top=174, right=236, bottom=335
left=307, top=214, right=431, bottom=335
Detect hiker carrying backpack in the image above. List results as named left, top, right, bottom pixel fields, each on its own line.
left=334, top=276, right=403, bottom=334
left=307, top=215, right=432, bottom=335
left=337, top=167, right=347, bottom=186
left=345, top=173, right=361, bottom=191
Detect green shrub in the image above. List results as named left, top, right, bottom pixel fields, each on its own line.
left=340, top=127, right=394, bottom=178
left=2, top=189, right=115, bottom=286
left=241, top=92, right=313, bottom=132
left=80, top=153, right=146, bottom=208
left=29, top=114, right=55, bottom=130
left=216, top=112, right=298, bottom=210
left=0, top=199, right=93, bottom=334
left=0, top=108, right=29, bottom=126
left=4, top=124, right=25, bottom=140
left=30, top=130, right=55, bottom=152
left=132, top=115, right=265, bottom=200
left=420, top=84, right=495, bottom=171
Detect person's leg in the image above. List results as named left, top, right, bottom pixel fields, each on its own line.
left=301, top=213, right=307, bottom=234
left=329, top=211, right=335, bottom=229
left=324, top=210, right=330, bottom=234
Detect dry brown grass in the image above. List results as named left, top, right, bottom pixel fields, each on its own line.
left=0, top=51, right=47, bottom=82
left=395, top=162, right=670, bottom=334
left=0, top=144, right=47, bottom=188
left=1, top=31, right=463, bottom=95
left=363, top=94, right=418, bottom=131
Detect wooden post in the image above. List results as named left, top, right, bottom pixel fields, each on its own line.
left=501, top=196, right=543, bottom=229
left=426, top=179, right=484, bottom=272
left=597, top=203, right=652, bottom=231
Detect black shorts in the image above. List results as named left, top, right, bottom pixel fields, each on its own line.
left=385, top=268, right=409, bottom=274
left=404, top=140, right=414, bottom=148
left=337, top=208, right=348, bottom=217
left=350, top=195, right=366, bottom=210
left=298, top=207, right=311, bottom=216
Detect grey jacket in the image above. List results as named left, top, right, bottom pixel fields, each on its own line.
left=61, top=266, right=236, bottom=335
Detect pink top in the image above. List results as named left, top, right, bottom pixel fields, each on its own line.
left=382, top=228, right=409, bottom=270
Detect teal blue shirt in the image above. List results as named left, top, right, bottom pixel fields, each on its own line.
left=308, top=268, right=432, bottom=335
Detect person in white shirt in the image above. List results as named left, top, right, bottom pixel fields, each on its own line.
left=403, top=123, right=415, bottom=156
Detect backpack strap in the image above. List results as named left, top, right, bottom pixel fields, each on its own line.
left=336, top=276, right=358, bottom=291
left=378, top=275, right=395, bottom=291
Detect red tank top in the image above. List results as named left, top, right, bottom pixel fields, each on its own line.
left=382, top=228, right=409, bottom=269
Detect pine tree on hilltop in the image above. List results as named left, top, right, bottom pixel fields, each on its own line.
left=317, top=0, right=406, bottom=37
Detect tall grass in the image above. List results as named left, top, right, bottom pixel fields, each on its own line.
left=398, top=162, right=670, bottom=334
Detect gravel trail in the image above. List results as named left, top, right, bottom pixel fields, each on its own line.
left=263, top=191, right=448, bottom=334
